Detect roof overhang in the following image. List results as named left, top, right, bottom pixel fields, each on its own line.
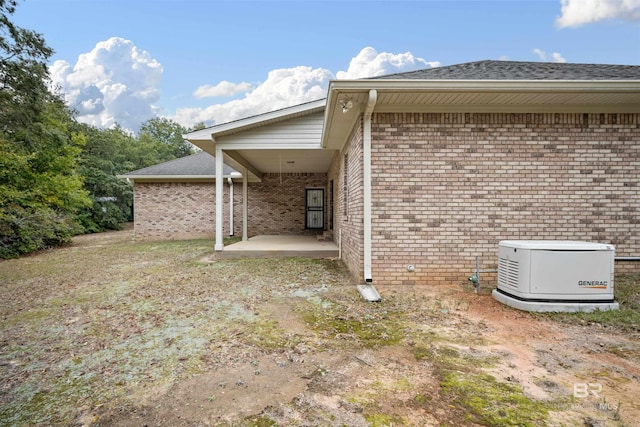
left=322, top=79, right=640, bottom=149
left=184, top=99, right=326, bottom=150
left=183, top=99, right=330, bottom=181
left=117, top=174, right=238, bottom=182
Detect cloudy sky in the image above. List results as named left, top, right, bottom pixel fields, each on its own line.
left=14, top=0, right=640, bottom=133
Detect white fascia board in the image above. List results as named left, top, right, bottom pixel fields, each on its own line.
left=328, top=79, right=640, bottom=93
left=183, top=99, right=327, bottom=141
left=118, top=175, right=235, bottom=181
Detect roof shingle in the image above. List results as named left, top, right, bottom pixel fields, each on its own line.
left=373, top=60, right=640, bottom=80
left=121, top=152, right=236, bottom=177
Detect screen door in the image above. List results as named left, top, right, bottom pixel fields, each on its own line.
left=305, top=189, right=324, bottom=229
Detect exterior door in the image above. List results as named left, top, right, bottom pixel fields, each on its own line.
left=305, top=189, right=324, bottom=229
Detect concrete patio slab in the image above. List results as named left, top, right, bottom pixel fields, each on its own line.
left=217, top=235, right=339, bottom=259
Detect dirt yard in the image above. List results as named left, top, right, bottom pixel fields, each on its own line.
left=1, top=229, right=639, bottom=426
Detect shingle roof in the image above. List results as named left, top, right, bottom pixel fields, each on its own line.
left=120, top=151, right=236, bottom=178
left=374, top=60, right=640, bottom=80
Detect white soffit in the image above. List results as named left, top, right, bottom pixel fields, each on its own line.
left=322, top=79, right=640, bottom=149
left=233, top=149, right=336, bottom=174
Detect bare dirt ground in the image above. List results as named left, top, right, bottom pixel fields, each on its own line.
left=1, top=229, right=639, bottom=426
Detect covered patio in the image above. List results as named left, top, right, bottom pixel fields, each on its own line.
left=218, top=235, right=339, bottom=259
left=184, top=99, right=335, bottom=252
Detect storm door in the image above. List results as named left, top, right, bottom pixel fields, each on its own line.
left=305, top=188, right=324, bottom=229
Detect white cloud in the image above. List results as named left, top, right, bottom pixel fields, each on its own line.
left=556, top=0, right=640, bottom=28
left=193, top=81, right=253, bottom=98
left=172, top=65, right=333, bottom=127
left=52, top=42, right=438, bottom=131
left=173, top=47, right=439, bottom=128
left=50, top=37, right=163, bottom=133
left=336, top=46, right=440, bottom=79
left=533, top=48, right=567, bottom=63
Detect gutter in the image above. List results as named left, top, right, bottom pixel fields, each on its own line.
left=357, top=89, right=381, bottom=302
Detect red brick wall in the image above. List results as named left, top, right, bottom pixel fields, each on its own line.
left=133, top=181, right=240, bottom=240
left=370, top=112, right=640, bottom=286
left=247, top=173, right=328, bottom=236
left=133, top=174, right=329, bottom=241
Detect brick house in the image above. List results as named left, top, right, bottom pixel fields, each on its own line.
left=120, top=152, right=241, bottom=240
left=136, top=60, right=640, bottom=286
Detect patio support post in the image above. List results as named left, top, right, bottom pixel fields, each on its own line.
left=242, top=168, right=248, bottom=241
left=215, top=147, right=224, bottom=251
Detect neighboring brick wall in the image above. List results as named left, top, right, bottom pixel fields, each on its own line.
left=247, top=173, right=328, bottom=236
left=370, top=112, right=640, bottom=286
left=329, top=120, right=365, bottom=282
left=133, top=181, right=238, bottom=240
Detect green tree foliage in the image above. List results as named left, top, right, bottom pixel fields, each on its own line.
left=0, top=0, right=92, bottom=258
left=73, top=125, right=134, bottom=232
left=139, top=117, right=193, bottom=158
left=0, top=0, right=53, bottom=131
left=0, top=1, right=196, bottom=255
left=75, top=118, right=194, bottom=233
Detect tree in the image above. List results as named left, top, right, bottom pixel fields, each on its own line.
left=139, top=117, right=193, bottom=158
left=0, top=0, right=53, bottom=132
left=0, top=0, right=90, bottom=258
left=73, top=124, right=134, bottom=232
left=74, top=119, right=194, bottom=233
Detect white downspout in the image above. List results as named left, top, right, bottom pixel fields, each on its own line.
left=363, top=89, right=377, bottom=283
left=215, top=147, right=224, bottom=251
left=227, top=177, right=234, bottom=237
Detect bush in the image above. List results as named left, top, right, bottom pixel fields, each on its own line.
left=0, top=206, right=82, bottom=259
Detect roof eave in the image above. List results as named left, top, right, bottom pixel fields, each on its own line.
left=117, top=174, right=236, bottom=181
left=183, top=98, right=327, bottom=142
left=321, top=79, right=640, bottom=149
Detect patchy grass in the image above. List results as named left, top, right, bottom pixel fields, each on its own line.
left=440, top=371, right=549, bottom=426
left=2, top=231, right=638, bottom=426
left=0, top=236, right=350, bottom=426
left=539, top=274, right=640, bottom=333
left=299, top=299, right=405, bottom=349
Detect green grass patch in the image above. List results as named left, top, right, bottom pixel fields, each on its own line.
left=441, top=371, right=549, bottom=427
left=300, top=299, right=404, bottom=349
left=539, top=273, right=640, bottom=333
left=407, top=325, right=549, bottom=426
left=363, top=412, right=404, bottom=426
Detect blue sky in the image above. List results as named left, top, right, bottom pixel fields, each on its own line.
left=12, top=0, right=640, bottom=132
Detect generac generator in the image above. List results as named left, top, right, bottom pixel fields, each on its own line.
left=492, top=240, right=619, bottom=313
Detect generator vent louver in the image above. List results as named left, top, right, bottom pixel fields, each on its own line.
left=498, top=257, right=519, bottom=291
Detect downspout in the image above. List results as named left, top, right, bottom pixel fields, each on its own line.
left=357, top=89, right=381, bottom=302
left=215, top=147, right=224, bottom=251
left=227, top=177, right=234, bottom=237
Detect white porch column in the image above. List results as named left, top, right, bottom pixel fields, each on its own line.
left=242, top=167, right=248, bottom=241
left=215, top=147, right=224, bottom=251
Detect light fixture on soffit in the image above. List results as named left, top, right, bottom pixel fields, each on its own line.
left=339, top=98, right=353, bottom=114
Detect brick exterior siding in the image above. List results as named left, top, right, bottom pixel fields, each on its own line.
left=328, top=121, right=365, bottom=282
left=133, top=173, right=329, bottom=241
left=247, top=173, right=328, bottom=236
left=133, top=181, right=240, bottom=240
left=363, top=112, right=640, bottom=286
